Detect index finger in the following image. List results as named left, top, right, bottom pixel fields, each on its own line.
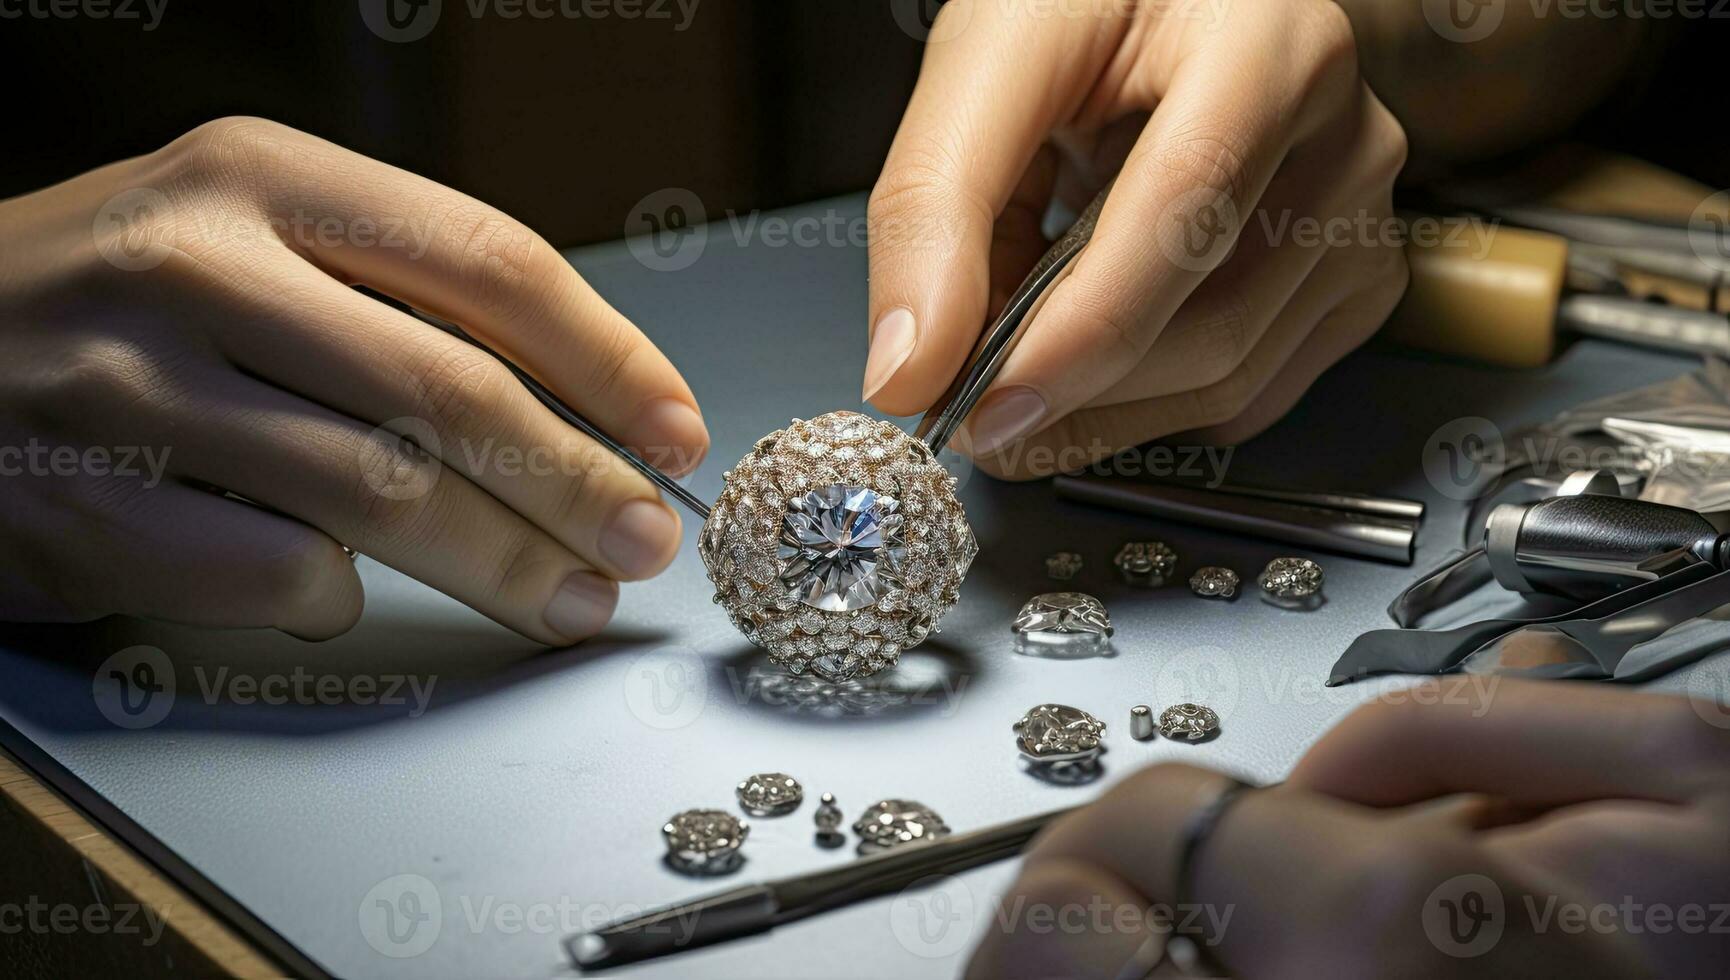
left=864, top=3, right=1127, bottom=415
left=182, top=118, right=709, bottom=477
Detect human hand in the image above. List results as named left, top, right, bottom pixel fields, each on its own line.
left=968, top=680, right=1730, bottom=978
left=864, top=0, right=1409, bottom=478
left=0, top=117, right=708, bottom=643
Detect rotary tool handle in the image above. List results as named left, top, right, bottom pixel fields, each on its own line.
left=1380, top=220, right=1569, bottom=369
left=1487, top=494, right=1724, bottom=597
left=1379, top=151, right=1726, bottom=368
left=1518, top=495, right=1720, bottom=564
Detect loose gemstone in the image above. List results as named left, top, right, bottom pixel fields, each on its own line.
left=1012, top=703, right=1107, bottom=762
left=1114, top=541, right=1178, bottom=587
left=1157, top=702, right=1221, bottom=741
left=1044, top=552, right=1084, bottom=581
left=1258, top=557, right=1324, bottom=609
left=853, top=799, right=950, bottom=853
left=735, top=773, right=803, bottom=816
left=1012, top=593, right=1114, bottom=639
left=778, top=484, right=906, bottom=612
left=1189, top=566, right=1240, bottom=599
left=662, top=809, right=749, bottom=873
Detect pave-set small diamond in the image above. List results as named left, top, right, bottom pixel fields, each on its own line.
left=699, top=412, right=976, bottom=681
left=852, top=799, right=951, bottom=853
left=735, top=773, right=803, bottom=816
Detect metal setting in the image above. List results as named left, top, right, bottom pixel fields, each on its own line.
left=1157, top=703, right=1221, bottom=742
left=699, top=412, right=977, bottom=681
left=1045, top=551, right=1084, bottom=581
left=1013, top=703, right=1107, bottom=764
left=1011, top=592, right=1114, bottom=651
left=1114, top=541, right=1178, bottom=587
left=853, top=799, right=951, bottom=854
left=1189, top=566, right=1240, bottom=599
left=663, top=809, right=749, bottom=874
left=1258, top=557, right=1325, bottom=609
left=1130, top=704, right=1156, bottom=741
left=735, top=773, right=802, bottom=816
left=813, top=792, right=845, bottom=848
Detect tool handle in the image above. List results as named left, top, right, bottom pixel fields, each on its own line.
left=1486, top=493, right=1722, bottom=598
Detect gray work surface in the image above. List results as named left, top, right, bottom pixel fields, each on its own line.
left=2, top=194, right=1727, bottom=980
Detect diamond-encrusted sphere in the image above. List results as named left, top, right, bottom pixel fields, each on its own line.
left=1013, top=703, right=1106, bottom=763
left=699, top=412, right=976, bottom=681
left=853, top=799, right=950, bottom=853
left=735, top=772, right=803, bottom=815
left=662, top=809, right=749, bottom=872
left=1157, top=702, right=1221, bottom=741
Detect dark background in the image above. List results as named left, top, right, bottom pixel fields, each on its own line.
left=0, top=0, right=925, bottom=247
left=1, top=2, right=1726, bottom=249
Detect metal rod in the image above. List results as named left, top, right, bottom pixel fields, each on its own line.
left=1055, top=474, right=1418, bottom=565
left=568, top=806, right=1072, bottom=971
left=1197, top=483, right=1425, bottom=522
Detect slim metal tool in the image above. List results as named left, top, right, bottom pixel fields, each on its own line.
left=371, top=291, right=712, bottom=520
left=568, top=806, right=1072, bottom=970
left=1055, top=473, right=1421, bottom=565
left=916, top=184, right=1112, bottom=454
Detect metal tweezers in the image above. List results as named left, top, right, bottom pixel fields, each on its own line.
left=407, top=185, right=1112, bottom=525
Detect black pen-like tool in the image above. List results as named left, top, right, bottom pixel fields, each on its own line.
left=568, top=806, right=1071, bottom=971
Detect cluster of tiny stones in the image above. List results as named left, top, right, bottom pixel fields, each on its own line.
left=699, top=411, right=977, bottom=681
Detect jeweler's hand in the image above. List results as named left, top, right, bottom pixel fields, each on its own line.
left=0, top=117, right=708, bottom=643
left=968, top=681, right=1730, bottom=979
left=864, top=0, right=1408, bottom=478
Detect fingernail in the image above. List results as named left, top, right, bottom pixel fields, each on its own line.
left=967, top=386, right=1047, bottom=455
left=629, top=398, right=709, bottom=478
left=599, top=498, right=681, bottom=579
left=862, top=307, right=917, bottom=402
left=543, top=571, right=618, bottom=641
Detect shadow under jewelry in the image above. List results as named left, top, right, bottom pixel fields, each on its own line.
left=1020, top=756, right=1108, bottom=786
left=715, top=638, right=979, bottom=723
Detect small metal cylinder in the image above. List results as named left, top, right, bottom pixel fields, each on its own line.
left=1130, top=705, right=1156, bottom=741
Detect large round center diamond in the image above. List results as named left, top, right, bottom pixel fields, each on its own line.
left=778, top=484, right=905, bottom=611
